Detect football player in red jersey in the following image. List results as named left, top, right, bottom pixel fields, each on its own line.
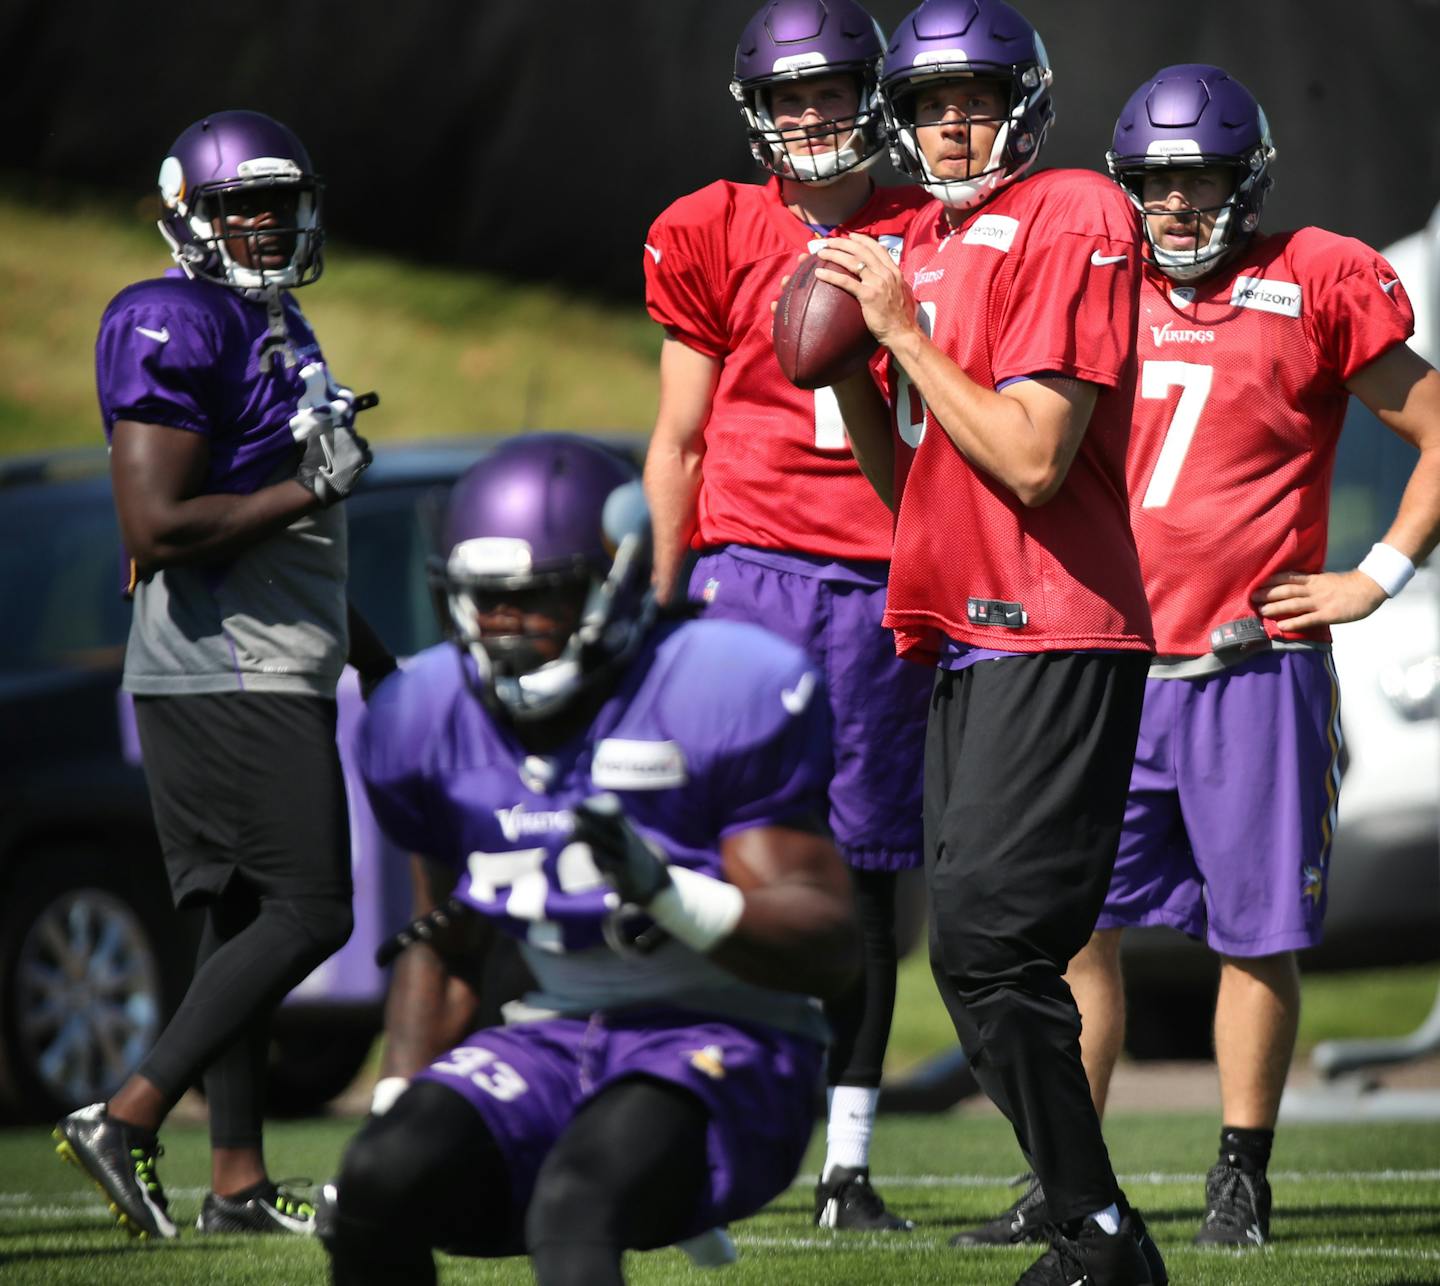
left=1021, top=65, right=1440, bottom=1254
left=816, top=1, right=1168, bottom=1283
left=642, top=0, right=932, bottom=1232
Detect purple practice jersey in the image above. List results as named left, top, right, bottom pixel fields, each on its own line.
left=97, top=270, right=349, bottom=695
left=358, top=617, right=833, bottom=1040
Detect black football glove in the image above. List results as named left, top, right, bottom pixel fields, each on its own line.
left=572, top=793, right=672, bottom=907
left=296, top=422, right=371, bottom=507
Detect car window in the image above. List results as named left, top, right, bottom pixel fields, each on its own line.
left=1329, top=400, right=1422, bottom=571
left=346, top=482, right=452, bottom=657
left=0, top=486, right=129, bottom=670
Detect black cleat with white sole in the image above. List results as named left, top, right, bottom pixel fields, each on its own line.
left=196, top=1182, right=317, bottom=1235
left=54, top=1102, right=177, bottom=1240
left=813, top=1166, right=915, bottom=1231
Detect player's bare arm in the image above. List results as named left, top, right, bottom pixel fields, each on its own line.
left=110, top=418, right=320, bottom=574
left=819, top=233, right=1096, bottom=506
left=377, top=854, right=494, bottom=1086
left=642, top=336, right=720, bottom=603
left=1256, top=344, right=1440, bottom=630
left=830, top=367, right=897, bottom=509
left=574, top=798, right=861, bottom=1000
left=711, top=823, right=863, bottom=999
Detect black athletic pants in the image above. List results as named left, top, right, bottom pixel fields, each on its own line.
left=825, top=867, right=899, bottom=1090
left=133, top=692, right=353, bottom=1148
left=328, top=1078, right=711, bottom=1286
left=924, top=652, right=1148, bottom=1224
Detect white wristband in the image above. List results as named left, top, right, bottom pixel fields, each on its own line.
left=648, top=866, right=745, bottom=954
left=1357, top=542, right=1416, bottom=598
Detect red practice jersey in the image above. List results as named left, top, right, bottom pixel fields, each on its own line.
left=645, top=177, right=927, bottom=561
left=1129, top=229, right=1414, bottom=655
left=884, top=170, right=1153, bottom=660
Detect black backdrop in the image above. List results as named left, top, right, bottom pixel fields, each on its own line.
left=4, top=0, right=1437, bottom=299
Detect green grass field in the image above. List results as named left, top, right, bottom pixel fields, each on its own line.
left=0, top=192, right=661, bottom=457
left=3, top=1112, right=1438, bottom=1284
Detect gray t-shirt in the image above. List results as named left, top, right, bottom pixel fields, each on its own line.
left=97, top=274, right=350, bottom=696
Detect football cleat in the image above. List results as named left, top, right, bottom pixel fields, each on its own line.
left=196, top=1181, right=317, bottom=1235
left=1015, top=1213, right=1153, bottom=1285
left=813, top=1165, right=915, bottom=1231
left=53, top=1102, right=177, bottom=1240
left=950, top=1171, right=1049, bottom=1246
left=1194, top=1160, right=1270, bottom=1248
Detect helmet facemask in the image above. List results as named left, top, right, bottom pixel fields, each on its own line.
left=1109, top=136, right=1273, bottom=282
left=159, top=156, right=324, bottom=291
left=884, top=42, right=1053, bottom=210
left=436, top=480, right=656, bottom=723
left=733, top=64, right=887, bottom=185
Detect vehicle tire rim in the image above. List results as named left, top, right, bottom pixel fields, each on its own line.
left=14, top=889, right=163, bottom=1108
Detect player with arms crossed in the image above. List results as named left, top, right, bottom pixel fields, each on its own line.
left=323, top=434, right=861, bottom=1286
left=643, top=0, right=930, bottom=1230
left=815, top=1, right=1169, bottom=1282
left=55, top=110, right=390, bottom=1240
left=964, top=66, right=1440, bottom=1252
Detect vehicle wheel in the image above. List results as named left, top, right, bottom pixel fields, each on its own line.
left=0, top=847, right=187, bottom=1123
left=267, top=1020, right=377, bottom=1117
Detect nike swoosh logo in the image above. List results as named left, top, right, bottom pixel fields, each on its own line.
left=1090, top=251, right=1127, bottom=266
left=136, top=325, right=170, bottom=343
left=1380, top=276, right=1401, bottom=294
left=781, top=671, right=816, bottom=715
left=644, top=243, right=662, bottom=265
left=261, top=1204, right=315, bottom=1235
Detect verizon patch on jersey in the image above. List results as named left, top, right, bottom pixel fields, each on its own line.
left=967, top=598, right=1028, bottom=629
left=591, top=739, right=688, bottom=790
left=1209, top=615, right=1270, bottom=656
left=1229, top=276, right=1302, bottom=318
left=962, top=214, right=1019, bottom=253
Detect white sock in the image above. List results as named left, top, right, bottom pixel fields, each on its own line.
left=822, top=1085, right=878, bottom=1180
left=1087, top=1202, right=1122, bottom=1235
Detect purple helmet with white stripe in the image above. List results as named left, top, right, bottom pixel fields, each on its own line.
left=881, top=0, right=1054, bottom=209
left=434, top=434, right=654, bottom=722
left=731, top=0, right=888, bottom=184
left=157, top=109, right=323, bottom=291
left=1107, top=65, right=1275, bottom=281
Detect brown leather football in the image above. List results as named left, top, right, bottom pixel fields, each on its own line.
left=772, top=253, right=877, bottom=390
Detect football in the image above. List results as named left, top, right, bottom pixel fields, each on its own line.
left=772, top=253, right=877, bottom=390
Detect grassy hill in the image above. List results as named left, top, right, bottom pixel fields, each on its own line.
left=0, top=194, right=662, bottom=455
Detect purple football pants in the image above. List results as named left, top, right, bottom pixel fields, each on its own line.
left=690, top=545, right=927, bottom=870
left=1097, top=650, right=1342, bottom=956
left=414, top=1010, right=823, bottom=1239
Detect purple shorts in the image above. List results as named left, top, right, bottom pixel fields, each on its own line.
left=1097, top=650, right=1342, bottom=956
left=690, top=546, right=926, bottom=870
left=413, top=1010, right=823, bottom=1239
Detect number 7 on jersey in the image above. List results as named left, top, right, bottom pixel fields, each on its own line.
left=1138, top=360, right=1214, bottom=509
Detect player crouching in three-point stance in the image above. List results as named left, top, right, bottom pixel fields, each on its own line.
left=960, top=65, right=1440, bottom=1254
left=322, top=434, right=861, bottom=1286
left=815, top=1, right=1169, bottom=1281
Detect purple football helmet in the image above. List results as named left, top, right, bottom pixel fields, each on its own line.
left=434, top=434, right=654, bottom=722
left=730, top=0, right=888, bottom=184
left=157, top=109, right=324, bottom=292
left=881, top=0, right=1054, bottom=209
left=1107, top=65, right=1275, bottom=281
